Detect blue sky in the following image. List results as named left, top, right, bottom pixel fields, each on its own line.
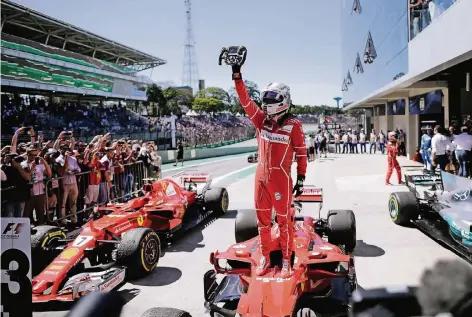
left=14, top=0, right=342, bottom=106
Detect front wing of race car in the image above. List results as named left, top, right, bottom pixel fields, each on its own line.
left=32, top=267, right=126, bottom=303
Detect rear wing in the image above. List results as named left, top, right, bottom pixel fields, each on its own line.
left=171, top=169, right=213, bottom=183
left=295, top=186, right=323, bottom=203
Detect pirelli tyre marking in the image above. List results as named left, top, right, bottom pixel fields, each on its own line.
left=41, top=230, right=66, bottom=248
left=140, top=232, right=160, bottom=272
left=388, top=194, right=399, bottom=222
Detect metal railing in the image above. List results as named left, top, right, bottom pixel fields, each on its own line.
left=1, top=161, right=154, bottom=225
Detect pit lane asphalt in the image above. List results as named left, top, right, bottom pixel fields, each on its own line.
left=34, top=152, right=466, bottom=317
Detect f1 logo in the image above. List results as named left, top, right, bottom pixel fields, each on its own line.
left=2, top=223, right=25, bottom=235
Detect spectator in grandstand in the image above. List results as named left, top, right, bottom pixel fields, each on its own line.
left=57, top=143, right=81, bottom=227
left=174, top=140, right=184, bottom=166
left=369, top=129, right=378, bottom=154
left=23, top=147, right=51, bottom=225
left=334, top=130, right=341, bottom=153
left=99, top=147, right=114, bottom=205
left=452, top=126, right=472, bottom=178
left=1, top=153, right=31, bottom=218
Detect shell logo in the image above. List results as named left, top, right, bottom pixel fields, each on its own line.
left=137, top=215, right=144, bottom=226
left=61, top=248, right=79, bottom=259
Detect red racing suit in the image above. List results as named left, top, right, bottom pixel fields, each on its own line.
left=386, top=141, right=402, bottom=183
left=235, top=79, right=307, bottom=261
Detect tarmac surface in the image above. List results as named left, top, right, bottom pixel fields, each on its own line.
left=34, top=151, right=466, bottom=317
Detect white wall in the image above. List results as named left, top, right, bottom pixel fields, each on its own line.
left=409, top=0, right=472, bottom=76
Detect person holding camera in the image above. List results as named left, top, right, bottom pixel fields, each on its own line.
left=1, top=153, right=31, bottom=217
left=227, top=49, right=307, bottom=278
left=56, top=143, right=81, bottom=227
left=385, top=131, right=404, bottom=185
left=23, top=147, right=51, bottom=225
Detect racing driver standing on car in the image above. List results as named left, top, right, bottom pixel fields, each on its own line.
left=230, top=61, right=307, bottom=278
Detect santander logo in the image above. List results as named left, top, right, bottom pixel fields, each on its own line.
left=261, top=130, right=289, bottom=144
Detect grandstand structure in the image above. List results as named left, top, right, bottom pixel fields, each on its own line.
left=1, top=0, right=166, bottom=101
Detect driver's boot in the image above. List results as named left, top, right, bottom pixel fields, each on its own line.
left=280, top=259, right=291, bottom=278
left=255, top=255, right=270, bottom=276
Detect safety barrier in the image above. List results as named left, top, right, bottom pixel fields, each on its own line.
left=158, top=145, right=258, bottom=164
left=1, top=161, right=150, bottom=225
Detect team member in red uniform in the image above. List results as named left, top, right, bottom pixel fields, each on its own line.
left=231, top=64, right=307, bottom=278
left=385, top=132, right=404, bottom=185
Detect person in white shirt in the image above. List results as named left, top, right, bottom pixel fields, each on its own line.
left=431, top=125, right=452, bottom=171
left=452, top=126, right=472, bottom=177
left=369, top=129, right=377, bottom=154
left=351, top=131, right=359, bottom=154
left=378, top=131, right=386, bottom=154
left=334, top=130, right=341, bottom=153
left=23, top=147, right=52, bottom=225
left=342, top=133, right=349, bottom=154
left=359, top=129, right=367, bottom=153
left=309, top=134, right=316, bottom=161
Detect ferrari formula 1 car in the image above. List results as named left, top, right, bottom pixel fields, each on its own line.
left=30, top=171, right=229, bottom=303
left=247, top=152, right=258, bottom=163
left=203, top=186, right=357, bottom=317
left=388, top=170, right=472, bottom=263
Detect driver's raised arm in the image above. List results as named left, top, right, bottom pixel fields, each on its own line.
left=233, top=76, right=265, bottom=129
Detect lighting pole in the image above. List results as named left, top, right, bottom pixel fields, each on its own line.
left=333, top=97, right=342, bottom=109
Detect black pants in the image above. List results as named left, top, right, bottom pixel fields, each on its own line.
left=433, top=154, right=448, bottom=171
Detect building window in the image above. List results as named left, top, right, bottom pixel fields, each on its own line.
left=354, top=52, right=364, bottom=73
left=363, top=31, right=377, bottom=64
left=342, top=79, right=348, bottom=92
left=346, top=70, right=353, bottom=85
left=352, top=0, right=362, bottom=14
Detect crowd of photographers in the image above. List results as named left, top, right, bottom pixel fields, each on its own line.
left=1, top=127, right=162, bottom=228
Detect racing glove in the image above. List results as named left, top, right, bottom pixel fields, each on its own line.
left=293, top=174, right=305, bottom=197
left=232, top=65, right=242, bottom=80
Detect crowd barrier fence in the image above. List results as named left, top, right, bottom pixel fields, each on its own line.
left=1, top=161, right=148, bottom=225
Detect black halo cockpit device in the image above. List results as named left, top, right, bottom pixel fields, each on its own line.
left=218, top=46, right=247, bottom=66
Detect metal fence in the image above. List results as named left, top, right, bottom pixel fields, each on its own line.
left=1, top=161, right=150, bottom=226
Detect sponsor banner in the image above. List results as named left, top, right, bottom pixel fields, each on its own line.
left=409, top=90, right=443, bottom=115
left=260, top=130, right=290, bottom=144
left=387, top=99, right=406, bottom=115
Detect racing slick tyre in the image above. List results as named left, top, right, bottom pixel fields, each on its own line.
left=116, top=228, right=161, bottom=278
left=31, top=225, right=66, bottom=276
left=388, top=191, right=419, bottom=226
left=204, top=187, right=229, bottom=216
left=327, top=210, right=357, bottom=254
left=141, top=307, right=192, bottom=317
left=235, top=209, right=259, bottom=243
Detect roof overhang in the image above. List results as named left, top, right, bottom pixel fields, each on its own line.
left=343, top=50, right=472, bottom=111
left=1, top=0, right=166, bottom=72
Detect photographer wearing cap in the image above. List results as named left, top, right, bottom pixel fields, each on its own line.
left=1, top=153, right=31, bottom=217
